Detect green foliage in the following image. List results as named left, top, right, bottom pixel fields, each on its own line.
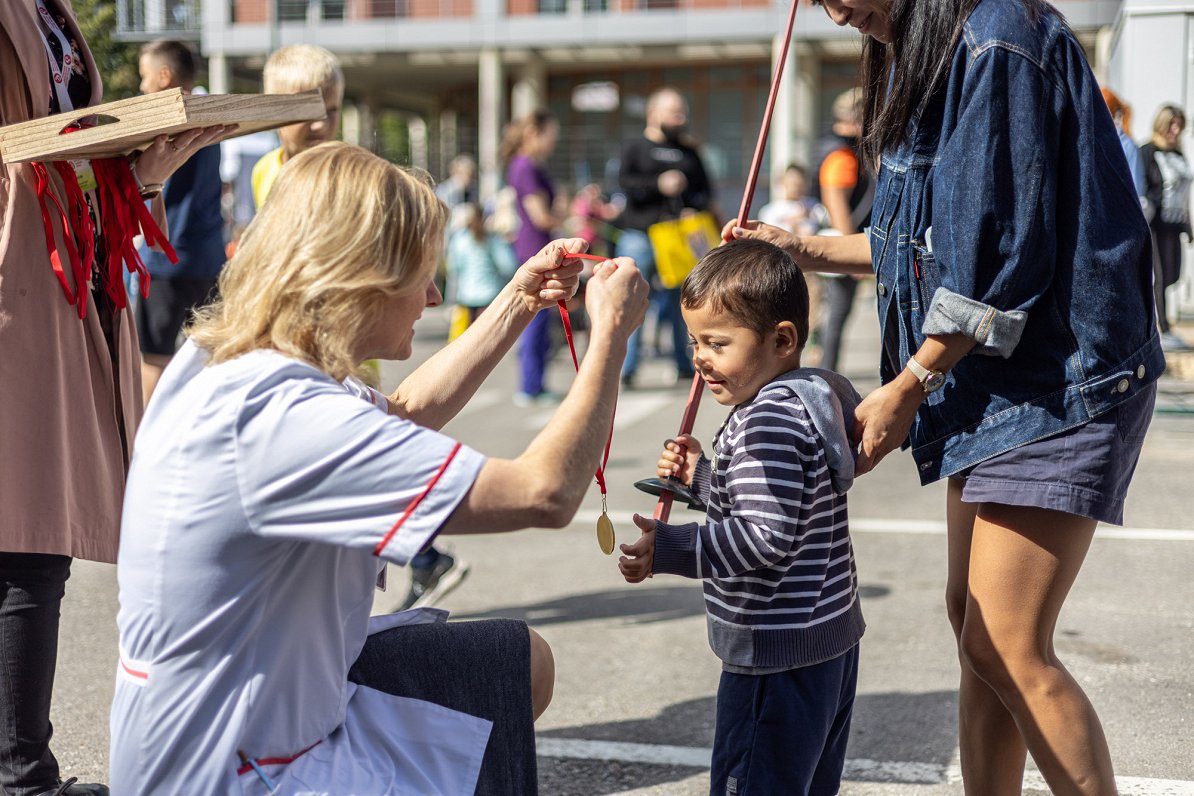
left=72, top=0, right=140, bottom=100
left=376, top=111, right=411, bottom=165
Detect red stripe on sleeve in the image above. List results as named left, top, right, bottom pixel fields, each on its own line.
left=373, top=442, right=463, bottom=557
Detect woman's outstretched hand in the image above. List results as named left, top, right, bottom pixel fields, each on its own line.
left=585, top=256, right=649, bottom=341
left=721, top=217, right=798, bottom=250
left=513, top=238, right=588, bottom=313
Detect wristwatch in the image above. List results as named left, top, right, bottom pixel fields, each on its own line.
left=906, top=355, right=946, bottom=394
left=129, top=155, right=163, bottom=200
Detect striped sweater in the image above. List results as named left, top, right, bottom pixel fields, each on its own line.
left=652, top=369, right=866, bottom=671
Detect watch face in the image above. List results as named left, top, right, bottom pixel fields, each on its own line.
left=924, top=372, right=947, bottom=393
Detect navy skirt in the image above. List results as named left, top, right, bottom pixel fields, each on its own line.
left=957, top=383, right=1156, bottom=525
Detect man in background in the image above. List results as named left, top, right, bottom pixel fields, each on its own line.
left=616, top=87, right=715, bottom=387
left=136, top=40, right=226, bottom=402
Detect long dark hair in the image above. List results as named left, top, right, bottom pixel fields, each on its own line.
left=859, top=0, right=1051, bottom=167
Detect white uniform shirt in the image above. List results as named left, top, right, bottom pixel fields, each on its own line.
left=110, top=342, right=489, bottom=795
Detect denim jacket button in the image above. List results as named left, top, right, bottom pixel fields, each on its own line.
left=1136, top=365, right=1146, bottom=379
left=1116, top=378, right=1130, bottom=394
left=877, top=283, right=888, bottom=297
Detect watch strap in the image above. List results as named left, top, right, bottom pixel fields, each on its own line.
left=907, top=356, right=931, bottom=382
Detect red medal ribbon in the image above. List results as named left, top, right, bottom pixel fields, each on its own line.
left=557, top=252, right=615, bottom=495
left=34, top=153, right=177, bottom=317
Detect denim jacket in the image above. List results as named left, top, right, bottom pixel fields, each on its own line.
left=869, top=0, right=1165, bottom=484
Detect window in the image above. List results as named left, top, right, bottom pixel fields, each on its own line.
left=277, top=0, right=308, bottom=21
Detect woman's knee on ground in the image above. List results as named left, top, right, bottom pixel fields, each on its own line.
left=528, top=628, right=554, bottom=720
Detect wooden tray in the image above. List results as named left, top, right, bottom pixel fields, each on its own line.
left=0, top=89, right=325, bottom=163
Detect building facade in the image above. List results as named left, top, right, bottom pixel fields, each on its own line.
left=118, top=0, right=1193, bottom=313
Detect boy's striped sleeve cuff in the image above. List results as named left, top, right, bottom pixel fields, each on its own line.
left=652, top=521, right=700, bottom=579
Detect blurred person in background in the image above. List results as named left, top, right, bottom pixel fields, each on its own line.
left=136, top=39, right=227, bottom=403
left=616, top=87, right=715, bottom=388
left=502, top=110, right=566, bottom=404
left=1141, top=104, right=1193, bottom=350
left=1101, top=87, right=1145, bottom=200
left=815, top=88, right=874, bottom=374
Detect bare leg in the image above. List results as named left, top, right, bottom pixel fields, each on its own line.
left=528, top=628, right=555, bottom=720
left=958, top=499, right=1116, bottom=795
left=140, top=353, right=171, bottom=405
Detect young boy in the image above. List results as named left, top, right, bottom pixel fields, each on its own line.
left=251, top=44, right=344, bottom=208
left=619, top=238, right=865, bottom=795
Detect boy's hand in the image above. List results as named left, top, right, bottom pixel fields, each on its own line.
left=618, top=513, right=656, bottom=584
left=657, top=434, right=702, bottom=485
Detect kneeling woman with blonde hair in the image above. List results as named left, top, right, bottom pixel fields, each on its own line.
left=108, top=142, right=647, bottom=795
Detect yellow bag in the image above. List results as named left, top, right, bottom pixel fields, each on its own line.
left=448, top=304, right=472, bottom=341
left=647, top=211, right=721, bottom=289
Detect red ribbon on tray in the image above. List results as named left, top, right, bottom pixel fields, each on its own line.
left=32, top=154, right=176, bottom=319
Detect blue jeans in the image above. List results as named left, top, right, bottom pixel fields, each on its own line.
left=616, top=229, right=693, bottom=378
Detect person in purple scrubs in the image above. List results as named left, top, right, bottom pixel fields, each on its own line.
left=502, top=110, right=564, bottom=403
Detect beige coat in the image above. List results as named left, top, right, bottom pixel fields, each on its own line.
left=1, top=1, right=159, bottom=563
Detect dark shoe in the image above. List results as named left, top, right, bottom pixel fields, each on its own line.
left=620, top=372, right=636, bottom=389
left=35, top=779, right=109, bottom=796
left=399, top=553, right=470, bottom=610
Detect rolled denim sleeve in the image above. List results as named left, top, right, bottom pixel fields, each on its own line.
left=927, top=45, right=1059, bottom=358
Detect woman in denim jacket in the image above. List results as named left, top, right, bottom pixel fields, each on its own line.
left=727, top=0, right=1163, bottom=790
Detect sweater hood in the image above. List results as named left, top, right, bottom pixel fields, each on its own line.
left=763, top=368, right=862, bottom=493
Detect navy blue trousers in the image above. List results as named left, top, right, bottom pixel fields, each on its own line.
left=710, top=644, right=859, bottom=796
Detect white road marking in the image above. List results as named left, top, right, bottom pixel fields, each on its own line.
left=537, top=737, right=1194, bottom=794
left=567, top=511, right=1194, bottom=542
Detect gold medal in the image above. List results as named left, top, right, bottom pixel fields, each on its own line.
left=596, top=496, right=615, bottom=555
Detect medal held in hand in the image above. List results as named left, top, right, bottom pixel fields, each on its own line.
left=557, top=252, right=618, bottom=555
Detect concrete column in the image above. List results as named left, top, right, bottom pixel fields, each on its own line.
left=478, top=48, right=505, bottom=201
left=409, top=115, right=430, bottom=171
left=793, top=49, right=819, bottom=171
left=511, top=54, right=546, bottom=120
left=341, top=103, right=363, bottom=146
left=770, top=38, right=818, bottom=202
left=439, top=108, right=460, bottom=176
left=207, top=51, right=232, bottom=94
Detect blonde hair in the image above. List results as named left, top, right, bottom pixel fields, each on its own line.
left=263, top=44, right=343, bottom=95
left=1152, top=104, right=1187, bottom=151
left=188, top=142, right=447, bottom=381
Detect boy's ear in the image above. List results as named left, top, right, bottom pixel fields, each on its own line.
left=773, top=321, right=800, bottom=357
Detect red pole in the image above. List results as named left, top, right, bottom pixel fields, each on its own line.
left=654, top=0, right=802, bottom=523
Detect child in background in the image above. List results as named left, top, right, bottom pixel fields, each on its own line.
left=250, top=44, right=469, bottom=609
left=758, top=163, right=829, bottom=236
left=619, top=239, right=865, bottom=795
left=447, top=203, right=518, bottom=330
left=758, top=163, right=829, bottom=361
left=251, top=44, right=344, bottom=209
